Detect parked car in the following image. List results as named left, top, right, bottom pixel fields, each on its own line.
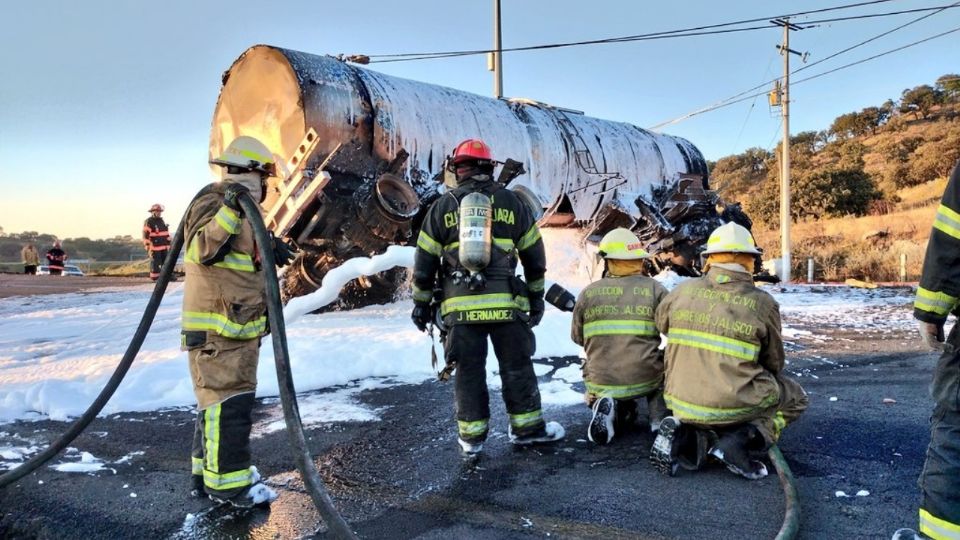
left=37, top=264, right=85, bottom=276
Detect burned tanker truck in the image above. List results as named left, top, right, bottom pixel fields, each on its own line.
left=210, top=45, right=748, bottom=306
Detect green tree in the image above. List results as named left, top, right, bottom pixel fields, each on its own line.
left=710, top=147, right=772, bottom=198
left=900, top=85, right=942, bottom=119
left=857, top=106, right=887, bottom=135
left=908, top=131, right=960, bottom=185
left=745, top=167, right=880, bottom=224
left=936, top=74, right=960, bottom=102
left=830, top=112, right=861, bottom=140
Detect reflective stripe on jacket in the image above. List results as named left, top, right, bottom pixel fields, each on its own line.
left=181, top=185, right=266, bottom=342
left=46, top=248, right=66, bottom=269
left=572, top=274, right=667, bottom=398
left=143, top=216, right=171, bottom=251
left=655, top=267, right=783, bottom=426
left=412, top=180, right=546, bottom=325
left=916, top=164, right=960, bottom=324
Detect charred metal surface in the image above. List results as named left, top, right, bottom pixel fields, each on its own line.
left=210, top=45, right=725, bottom=304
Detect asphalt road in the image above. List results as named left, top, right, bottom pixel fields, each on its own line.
left=0, top=294, right=933, bottom=539
left=0, top=274, right=155, bottom=299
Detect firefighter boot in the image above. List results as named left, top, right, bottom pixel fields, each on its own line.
left=650, top=416, right=682, bottom=476
left=677, top=428, right=714, bottom=471
left=208, top=466, right=278, bottom=509
left=458, top=438, right=483, bottom=457
left=510, top=421, right=565, bottom=445
left=646, top=392, right=669, bottom=433
left=588, top=397, right=616, bottom=445
left=709, top=426, right=769, bottom=480
left=189, top=474, right=204, bottom=498
left=615, top=398, right=640, bottom=433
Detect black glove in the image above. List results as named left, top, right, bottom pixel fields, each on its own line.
left=527, top=294, right=545, bottom=328
left=270, top=233, right=297, bottom=268
left=223, top=183, right=250, bottom=214
left=411, top=301, right=431, bottom=332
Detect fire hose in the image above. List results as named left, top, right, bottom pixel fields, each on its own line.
left=0, top=186, right=356, bottom=539
left=769, top=445, right=801, bottom=540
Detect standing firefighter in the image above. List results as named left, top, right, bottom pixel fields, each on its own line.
left=650, top=222, right=808, bottom=479
left=21, top=243, right=40, bottom=275
left=909, top=161, right=960, bottom=539
left=182, top=136, right=295, bottom=507
left=143, top=203, right=171, bottom=281
left=411, top=138, right=564, bottom=456
left=571, top=228, right=669, bottom=444
left=45, top=241, right=66, bottom=276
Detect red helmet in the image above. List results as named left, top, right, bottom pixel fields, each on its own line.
left=149, top=203, right=164, bottom=213
left=451, top=139, right=493, bottom=165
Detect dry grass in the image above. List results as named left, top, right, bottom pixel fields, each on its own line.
left=753, top=184, right=940, bottom=282
left=97, top=260, right=150, bottom=277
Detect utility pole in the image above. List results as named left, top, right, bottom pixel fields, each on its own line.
left=772, top=18, right=804, bottom=283
left=492, top=0, right=503, bottom=98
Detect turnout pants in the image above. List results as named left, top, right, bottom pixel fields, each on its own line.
left=751, top=374, right=809, bottom=444
left=684, top=374, right=808, bottom=445
left=149, top=249, right=167, bottom=280
left=187, top=335, right=260, bottom=498
left=918, top=325, right=960, bottom=539
left=446, top=321, right=546, bottom=443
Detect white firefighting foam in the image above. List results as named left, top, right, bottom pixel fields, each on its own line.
left=0, top=228, right=916, bottom=436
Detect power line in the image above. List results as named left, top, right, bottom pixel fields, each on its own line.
left=792, top=26, right=960, bottom=87
left=368, top=25, right=773, bottom=63
left=729, top=55, right=777, bottom=156
left=362, top=0, right=906, bottom=63
left=649, top=6, right=960, bottom=130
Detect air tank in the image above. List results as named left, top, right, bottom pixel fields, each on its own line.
left=209, top=45, right=713, bottom=303
left=458, top=192, right=493, bottom=273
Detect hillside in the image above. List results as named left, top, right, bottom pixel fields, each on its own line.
left=712, top=74, right=960, bottom=281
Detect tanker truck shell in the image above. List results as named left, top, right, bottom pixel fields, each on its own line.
left=209, top=45, right=718, bottom=304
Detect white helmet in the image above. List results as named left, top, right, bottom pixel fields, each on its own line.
left=598, top=228, right=650, bottom=260
left=210, top=136, right=276, bottom=176
left=701, top=222, right=761, bottom=256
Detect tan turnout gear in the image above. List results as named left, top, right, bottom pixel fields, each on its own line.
left=181, top=182, right=266, bottom=409
left=573, top=274, right=668, bottom=401
left=655, top=266, right=807, bottom=443
left=21, top=245, right=40, bottom=266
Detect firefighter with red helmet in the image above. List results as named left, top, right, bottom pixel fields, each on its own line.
left=411, top=138, right=564, bottom=456
left=143, top=203, right=171, bottom=281
left=45, top=240, right=66, bottom=276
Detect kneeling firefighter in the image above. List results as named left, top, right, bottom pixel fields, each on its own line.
left=411, top=138, right=564, bottom=456
left=650, top=222, right=808, bottom=479
left=571, top=228, right=669, bottom=444
left=183, top=136, right=296, bottom=507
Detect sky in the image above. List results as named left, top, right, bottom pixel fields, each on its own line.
left=1, top=0, right=958, bottom=240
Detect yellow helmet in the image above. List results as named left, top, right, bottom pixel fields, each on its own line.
left=210, top=136, right=276, bottom=176
left=701, top=222, right=761, bottom=256
left=598, top=228, right=649, bottom=260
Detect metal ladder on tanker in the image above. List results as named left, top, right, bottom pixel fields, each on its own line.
left=553, top=110, right=626, bottom=196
